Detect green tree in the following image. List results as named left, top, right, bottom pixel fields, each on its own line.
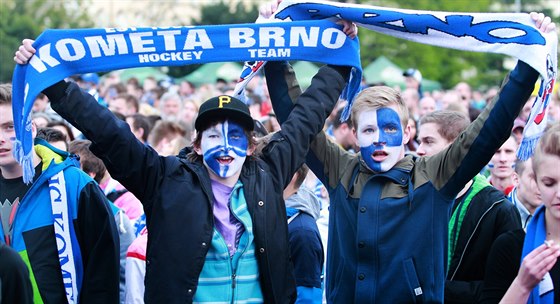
left=0, top=0, right=93, bottom=83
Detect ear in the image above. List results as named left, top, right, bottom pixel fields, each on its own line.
left=512, top=171, right=520, bottom=187
left=31, top=121, right=38, bottom=138
left=402, top=122, right=411, bottom=145
left=193, top=142, right=202, bottom=155
left=246, top=144, right=256, bottom=156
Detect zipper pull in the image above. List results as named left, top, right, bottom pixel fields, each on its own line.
left=232, top=273, right=237, bottom=289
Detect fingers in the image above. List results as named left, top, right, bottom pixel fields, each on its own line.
left=259, top=1, right=279, bottom=19
left=530, top=12, right=556, bottom=33
left=336, top=20, right=358, bottom=39
left=14, top=39, right=36, bottom=65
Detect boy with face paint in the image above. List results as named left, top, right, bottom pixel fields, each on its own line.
left=15, top=38, right=353, bottom=303
left=265, top=12, right=554, bottom=304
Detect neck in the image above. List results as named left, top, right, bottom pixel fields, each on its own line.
left=455, top=179, right=474, bottom=199
left=545, top=209, right=560, bottom=243
left=1, top=151, right=41, bottom=179
left=208, top=170, right=241, bottom=188
left=491, top=176, right=512, bottom=192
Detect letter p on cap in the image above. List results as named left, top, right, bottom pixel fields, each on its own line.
left=219, top=96, right=231, bottom=108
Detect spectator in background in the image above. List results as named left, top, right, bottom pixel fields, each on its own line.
left=109, top=93, right=139, bottom=116
left=402, top=88, right=420, bottom=122
left=487, top=135, right=518, bottom=195
left=46, top=120, right=76, bottom=143
left=403, top=68, right=423, bottom=97
left=481, top=122, right=560, bottom=304
left=418, top=96, right=437, bottom=118
left=125, top=227, right=148, bottom=304
left=126, top=113, right=153, bottom=145
left=283, top=164, right=324, bottom=304
left=78, top=72, right=101, bottom=102
left=32, top=93, right=62, bottom=122
left=509, top=158, right=543, bottom=230
left=179, top=80, right=197, bottom=100
left=69, top=139, right=138, bottom=304
left=0, top=243, right=33, bottom=304
left=36, top=127, right=68, bottom=151
left=158, top=92, right=182, bottom=121
left=417, top=110, right=521, bottom=303
left=519, top=96, right=536, bottom=123
left=32, top=112, right=51, bottom=129
left=329, top=110, right=357, bottom=152
left=126, top=77, right=144, bottom=101
left=148, top=120, right=188, bottom=156
left=179, top=99, right=199, bottom=131
left=548, top=88, right=560, bottom=123
left=0, top=83, right=119, bottom=303
left=405, top=117, right=418, bottom=153
left=440, top=91, right=462, bottom=111
left=512, top=118, right=526, bottom=145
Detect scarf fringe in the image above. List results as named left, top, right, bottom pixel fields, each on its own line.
left=517, top=134, right=541, bottom=161
left=13, top=139, right=35, bottom=184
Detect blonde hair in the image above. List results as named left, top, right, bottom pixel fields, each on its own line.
left=532, top=122, right=560, bottom=175
left=351, top=86, right=409, bottom=128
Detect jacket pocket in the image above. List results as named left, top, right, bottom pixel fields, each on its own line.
left=403, top=258, right=424, bottom=303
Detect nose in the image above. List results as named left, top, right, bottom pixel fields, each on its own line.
left=417, top=144, right=426, bottom=156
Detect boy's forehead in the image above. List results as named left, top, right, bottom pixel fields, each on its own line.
left=358, top=105, right=403, bottom=122
left=0, top=104, right=13, bottom=123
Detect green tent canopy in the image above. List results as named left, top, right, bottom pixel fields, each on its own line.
left=291, top=61, right=320, bottom=89
left=182, top=62, right=243, bottom=85
left=117, top=67, right=168, bottom=84
left=363, top=56, right=441, bottom=92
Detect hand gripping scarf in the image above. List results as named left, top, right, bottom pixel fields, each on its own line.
left=233, top=0, right=557, bottom=160
left=11, top=20, right=361, bottom=183
left=523, top=205, right=555, bottom=304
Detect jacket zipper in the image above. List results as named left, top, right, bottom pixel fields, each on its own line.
left=449, top=199, right=503, bottom=280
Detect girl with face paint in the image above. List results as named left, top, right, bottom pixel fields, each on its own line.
left=21, top=27, right=354, bottom=301
left=198, top=120, right=250, bottom=182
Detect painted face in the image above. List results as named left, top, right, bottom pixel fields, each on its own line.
left=357, top=107, right=404, bottom=172
left=200, top=120, right=248, bottom=179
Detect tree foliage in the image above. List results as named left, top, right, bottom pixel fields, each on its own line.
left=0, top=0, right=93, bottom=82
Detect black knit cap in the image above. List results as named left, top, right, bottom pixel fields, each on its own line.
left=195, top=95, right=254, bottom=132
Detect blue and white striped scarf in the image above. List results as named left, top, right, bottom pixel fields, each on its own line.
left=234, top=0, right=557, bottom=159
left=12, top=0, right=557, bottom=183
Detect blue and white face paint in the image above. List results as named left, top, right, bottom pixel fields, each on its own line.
left=200, top=120, right=248, bottom=179
left=357, top=107, right=405, bottom=172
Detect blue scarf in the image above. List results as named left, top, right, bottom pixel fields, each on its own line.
left=523, top=205, right=555, bottom=304
left=235, top=0, right=557, bottom=160
left=11, top=20, right=361, bottom=183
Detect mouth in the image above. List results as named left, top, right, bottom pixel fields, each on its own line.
left=0, top=148, right=10, bottom=155
left=216, top=156, right=234, bottom=165
left=371, top=150, right=388, bottom=162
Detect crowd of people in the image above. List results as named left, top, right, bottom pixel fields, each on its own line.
left=0, top=4, right=559, bottom=304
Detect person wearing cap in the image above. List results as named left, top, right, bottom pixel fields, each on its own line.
left=403, top=67, right=423, bottom=98
left=16, top=39, right=352, bottom=303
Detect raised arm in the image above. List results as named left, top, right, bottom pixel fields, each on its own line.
left=422, top=13, right=555, bottom=198
left=15, top=39, right=165, bottom=207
